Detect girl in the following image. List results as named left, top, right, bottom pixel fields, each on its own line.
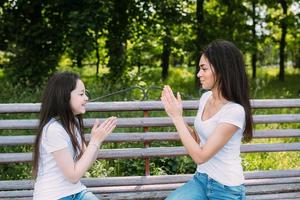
left=33, top=72, right=117, bottom=200
left=161, top=40, right=253, bottom=200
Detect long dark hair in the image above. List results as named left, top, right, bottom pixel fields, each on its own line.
left=33, top=72, right=86, bottom=178
left=202, top=40, right=253, bottom=142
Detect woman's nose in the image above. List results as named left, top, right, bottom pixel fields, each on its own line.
left=197, top=69, right=202, bottom=78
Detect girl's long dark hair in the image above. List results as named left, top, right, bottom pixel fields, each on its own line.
left=202, top=40, right=253, bottom=142
left=33, top=72, right=86, bottom=178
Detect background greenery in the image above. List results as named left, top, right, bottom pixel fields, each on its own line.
left=0, top=64, right=299, bottom=180
left=0, top=0, right=299, bottom=85
left=0, top=0, right=299, bottom=180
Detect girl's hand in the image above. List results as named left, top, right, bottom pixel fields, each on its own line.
left=161, top=85, right=183, bottom=119
left=90, top=117, right=117, bottom=146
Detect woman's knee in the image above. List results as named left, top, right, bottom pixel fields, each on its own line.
left=77, top=190, right=99, bottom=200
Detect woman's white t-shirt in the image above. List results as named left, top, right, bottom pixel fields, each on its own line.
left=33, top=118, right=86, bottom=200
left=194, top=91, right=246, bottom=186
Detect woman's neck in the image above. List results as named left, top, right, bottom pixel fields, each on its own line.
left=211, top=88, right=228, bottom=106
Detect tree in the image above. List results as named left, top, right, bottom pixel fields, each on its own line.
left=279, top=0, right=288, bottom=81
left=63, top=0, right=110, bottom=73
left=194, top=0, right=205, bottom=89
left=1, top=0, right=65, bottom=85
left=250, top=0, right=258, bottom=79
left=106, top=0, right=131, bottom=81
left=149, top=0, right=191, bottom=80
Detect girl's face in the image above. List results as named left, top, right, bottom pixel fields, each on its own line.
left=197, top=55, right=217, bottom=90
left=70, top=79, right=89, bottom=115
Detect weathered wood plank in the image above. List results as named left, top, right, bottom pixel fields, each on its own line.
left=1, top=142, right=300, bottom=163
left=99, top=191, right=170, bottom=200
left=1, top=171, right=300, bottom=190
left=0, top=132, right=179, bottom=146
left=247, top=192, right=300, bottom=200
left=244, top=170, right=300, bottom=179
left=1, top=114, right=300, bottom=129
left=246, top=183, right=300, bottom=195
left=1, top=129, right=300, bottom=146
left=1, top=99, right=300, bottom=113
left=1, top=191, right=300, bottom=200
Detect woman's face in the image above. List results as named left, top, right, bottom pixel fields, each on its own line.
left=70, top=79, right=89, bottom=115
left=197, top=55, right=216, bottom=90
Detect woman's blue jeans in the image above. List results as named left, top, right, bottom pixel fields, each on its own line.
left=166, top=172, right=246, bottom=200
left=59, top=189, right=99, bottom=200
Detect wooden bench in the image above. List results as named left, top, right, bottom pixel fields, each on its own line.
left=0, top=99, right=300, bottom=200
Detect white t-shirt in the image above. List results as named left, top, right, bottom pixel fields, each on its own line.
left=33, top=118, right=86, bottom=200
left=194, top=91, right=245, bottom=186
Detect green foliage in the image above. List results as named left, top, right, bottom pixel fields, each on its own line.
left=1, top=65, right=299, bottom=180
left=0, top=0, right=299, bottom=179
left=1, top=0, right=299, bottom=83
left=1, top=0, right=65, bottom=85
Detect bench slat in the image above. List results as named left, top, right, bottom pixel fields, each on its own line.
left=2, top=181, right=299, bottom=197
left=1, top=99, right=300, bottom=113
left=1, top=129, right=300, bottom=146
left=1, top=143, right=300, bottom=163
left=1, top=114, right=300, bottom=129
left=1, top=190, right=300, bottom=200
left=247, top=192, right=300, bottom=200
left=1, top=170, right=300, bottom=190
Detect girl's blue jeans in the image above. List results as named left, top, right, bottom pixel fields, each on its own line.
left=59, top=189, right=99, bottom=200
left=166, top=172, right=246, bottom=200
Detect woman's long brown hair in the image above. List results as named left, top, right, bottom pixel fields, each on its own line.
left=202, top=40, right=253, bottom=142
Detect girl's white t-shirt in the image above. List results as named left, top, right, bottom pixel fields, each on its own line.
left=194, top=91, right=246, bottom=186
left=33, top=118, right=86, bottom=200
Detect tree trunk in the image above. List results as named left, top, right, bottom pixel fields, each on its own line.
left=279, top=0, right=287, bottom=81
left=95, top=28, right=100, bottom=76
left=106, top=0, right=129, bottom=81
left=195, top=0, right=205, bottom=89
left=251, top=1, right=257, bottom=79
left=76, top=56, right=83, bottom=68
left=161, top=28, right=171, bottom=81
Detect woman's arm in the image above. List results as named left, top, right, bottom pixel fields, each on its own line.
left=171, top=116, right=237, bottom=164
left=52, top=117, right=117, bottom=183
left=161, top=85, right=237, bottom=164
left=185, top=123, right=200, bottom=144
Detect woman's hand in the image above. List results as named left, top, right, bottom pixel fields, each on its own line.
left=90, top=117, right=117, bottom=146
left=161, top=85, right=183, bottom=119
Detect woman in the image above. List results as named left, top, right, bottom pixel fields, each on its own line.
left=33, top=72, right=117, bottom=199
left=161, top=40, right=253, bottom=200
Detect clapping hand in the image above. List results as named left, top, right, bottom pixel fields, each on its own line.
left=90, top=117, right=117, bottom=146
left=161, top=85, right=183, bottom=119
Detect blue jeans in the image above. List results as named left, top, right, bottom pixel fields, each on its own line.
left=59, top=189, right=99, bottom=200
left=166, top=172, right=246, bottom=200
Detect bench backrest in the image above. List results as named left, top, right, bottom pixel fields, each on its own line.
left=0, top=99, right=300, bottom=175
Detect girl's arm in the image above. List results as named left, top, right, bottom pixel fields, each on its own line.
left=161, top=86, right=237, bottom=164
left=82, top=140, right=98, bottom=162
left=52, top=117, right=117, bottom=183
